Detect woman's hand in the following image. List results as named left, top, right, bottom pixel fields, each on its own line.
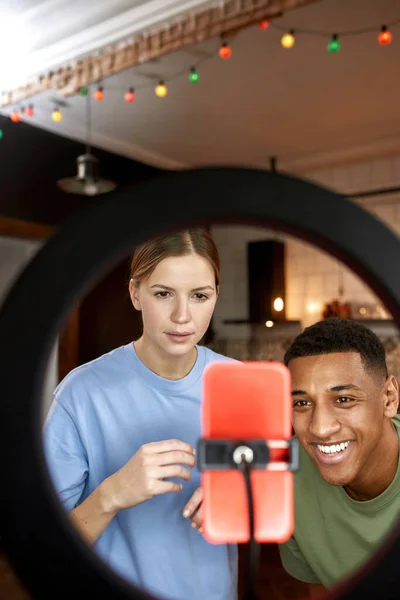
left=183, top=486, right=203, bottom=533
left=107, top=439, right=196, bottom=512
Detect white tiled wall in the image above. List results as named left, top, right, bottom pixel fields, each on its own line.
left=211, top=154, right=400, bottom=333
left=211, top=225, right=285, bottom=334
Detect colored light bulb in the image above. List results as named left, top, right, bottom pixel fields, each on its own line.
left=258, top=20, right=269, bottom=31
left=189, top=67, right=200, bottom=83
left=281, top=30, right=295, bottom=49
left=378, top=26, right=392, bottom=46
left=80, top=86, right=89, bottom=96
left=10, top=111, right=21, bottom=123
left=155, top=82, right=168, bottom=97
left=93, top=87, right=104, bottom=101
left=328, top=34, right=341, bottom=53
left=52, top=109, right=63, bottom=122
left=23, top=104, right=34, bottom=117
left=219, top=42, right=232, bottom=59
left=124, top=88, right=136, bottom=103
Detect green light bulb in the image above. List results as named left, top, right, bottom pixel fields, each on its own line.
left=0, top=129, right=3, bottom=139
left=328, top=34, right=341, bottom=53
left=80, top=86, right=89, bottom=96
left=189, top=68, right=200, bottom=83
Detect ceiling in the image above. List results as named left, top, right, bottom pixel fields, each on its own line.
left=0, top=0, right=217, bottom=90
left=1, top=0, right=399, bottom=174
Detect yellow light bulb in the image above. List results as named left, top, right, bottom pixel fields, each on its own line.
left=155, top=82, right=168, bottom=98
left=281, top=31, right=295, bottom=49
left=52, top=109, right=63, bottom=122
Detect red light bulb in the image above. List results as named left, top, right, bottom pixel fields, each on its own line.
left=378, top=26, right=392, bottom=46
left=258, top=20, right=269, bottom=31
left=219, top=42, right=232, bottom=59
left=124, top=88, right=135, bottom=103
left=24, top=105, right=34, bottom=117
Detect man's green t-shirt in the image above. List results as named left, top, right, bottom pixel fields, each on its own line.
left=279, top=416, right=400, bottom=588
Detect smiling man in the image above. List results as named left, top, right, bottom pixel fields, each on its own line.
left=278, top=318, right=400, bottom=597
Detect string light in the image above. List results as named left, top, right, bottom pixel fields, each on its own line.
left=281, top=30, right=295, bottom=48
left=328, top=34, right=341, bottom=53
left=219, top=42, right=232, bottom=59
left=10, top=111, right=21, bottom=123
left=52, top=108, right=63, bottom=122
left=189, top=67, right=200, bottom=83
left=378, top=25, right=392, bottom=46
left=0, top=129, right=3, bottom=139
left=271, top=17, right=399, bottom=50
left=93, top=86, right=104, bottom=101
left=23, top=104, right=34, bottom=117
left=155, top=81, right=168, bottom=97
left=124, top=88, right=136, bottom=103
left=2, top=15, right=399, bottom=127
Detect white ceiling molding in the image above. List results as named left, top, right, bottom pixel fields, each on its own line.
left=1, top=1, right=220, bottom=91
left=29, top=1, right=221, bottom=73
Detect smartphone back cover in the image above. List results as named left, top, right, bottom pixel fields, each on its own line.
left=201, top=361, right=294, bottom=544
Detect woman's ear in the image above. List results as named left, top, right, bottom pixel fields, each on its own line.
left=129, top=278, right=141, bottom=311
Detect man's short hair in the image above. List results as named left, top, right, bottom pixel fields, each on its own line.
left=284, top=318, right=388, bottom=380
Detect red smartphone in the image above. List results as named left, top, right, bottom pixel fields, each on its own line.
left=200, top=361, right=295, bottom=545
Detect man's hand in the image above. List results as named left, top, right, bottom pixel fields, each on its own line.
left=182, top=487, right=203, bottom=533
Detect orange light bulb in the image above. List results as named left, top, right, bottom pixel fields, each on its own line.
left=10, top=111, right=21, bottom=123
left=93, top=87, right=104, bottom=101
left=219, top=43, right=232, bottom=59
left=378, top=26, right=392, bottom=46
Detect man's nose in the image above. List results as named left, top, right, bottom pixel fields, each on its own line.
left=309, top=403, right=341, bottom=440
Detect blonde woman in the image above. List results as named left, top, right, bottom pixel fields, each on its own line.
left=43, top=228, right=238, bottom=600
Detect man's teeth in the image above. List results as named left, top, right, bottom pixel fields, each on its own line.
left=317, top=441, right=350, bottom=454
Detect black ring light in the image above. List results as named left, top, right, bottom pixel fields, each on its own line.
left=0, top=167, right=399, bottom=600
